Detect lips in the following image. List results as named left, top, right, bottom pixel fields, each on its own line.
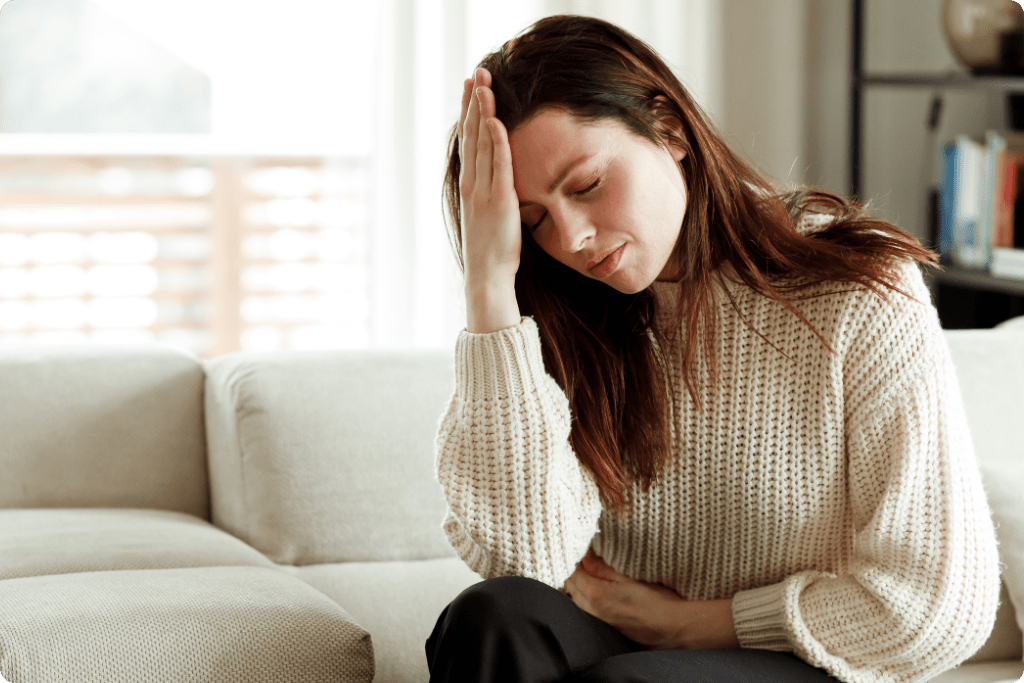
left=587, top=244, right=625, bottom=279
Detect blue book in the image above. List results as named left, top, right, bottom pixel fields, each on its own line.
left=939, top=141, right=957, bottom=259
left=945, top=135, right=986, bottom=268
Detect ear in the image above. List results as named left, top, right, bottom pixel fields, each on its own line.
left=653, top=95, right=687, bottom=162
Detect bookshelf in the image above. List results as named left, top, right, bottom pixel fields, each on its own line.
left=850, top=0, right=1024, bottom=329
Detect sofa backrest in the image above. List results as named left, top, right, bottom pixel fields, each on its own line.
left=204, top=349, right=456, bottom=565
left=0, top=344, right=208, bottom=518
left=945, top=329, right=1024, bottom=662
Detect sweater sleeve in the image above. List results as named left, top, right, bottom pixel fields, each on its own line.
left=434, top=317, right=603, bottom=588
left=731, top=263, right=1000, bottom=683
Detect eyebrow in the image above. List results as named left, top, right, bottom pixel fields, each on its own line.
left=518, top=154, right=592, bottom=208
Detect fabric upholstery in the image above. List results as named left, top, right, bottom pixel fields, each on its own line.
left=0, top=508, right=273, bottom=580
left=929, top=660, right=1024, bottom=683
left=292, top=557, right=479, bottom=683
left=946, top=330, right=1024, bottom=660
left=0, top=344, right=208, bottom=518
left=204, top=349, right=456, bottom=565
left=978, top=460, right=1024, bottom=664
left=0, top=566, right=374, bottom=683
left=967, top=582, right=1024, bottom=663
left=995, top=315, right=1024, bottom=331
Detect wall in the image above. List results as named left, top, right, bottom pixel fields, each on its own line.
left=718, top=0, right=810, bottom=188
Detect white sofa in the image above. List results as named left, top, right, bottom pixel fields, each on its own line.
left=0, top=324, right=1021, bottom=683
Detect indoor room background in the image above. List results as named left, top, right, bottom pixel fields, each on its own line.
left=0, top=0, right=984, bottom=359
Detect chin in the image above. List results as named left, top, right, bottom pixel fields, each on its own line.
left=604, top=274, right=652, bottom=295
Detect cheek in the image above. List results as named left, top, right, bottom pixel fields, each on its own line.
left=529, top=230, right=568, bottom=267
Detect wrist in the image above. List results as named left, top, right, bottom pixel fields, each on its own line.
left=669, top=598, right=739, bottom=650
left=464, top=277, right=520, bottom=334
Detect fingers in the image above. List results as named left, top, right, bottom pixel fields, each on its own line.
left=488, top=117, right=514, bottom=196
left=475, top=87, right=494, bottom=189
left=564, top=573, right=596, bottom=617
left=581, top=551, right=626, bottom=582
left=476, top=66, right=493, bottom=88
left=458, top=77, right=472, bottom=146
left=460, top=78, right=482, bottom=190
left=462, top=68, right=504, bottom=196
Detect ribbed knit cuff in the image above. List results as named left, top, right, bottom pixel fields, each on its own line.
left=454, top=317, right=548, bottom=403
left=731, top=581, right=794, bottom=652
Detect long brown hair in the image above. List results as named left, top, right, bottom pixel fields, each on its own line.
left=443, top=15, right=936, bottom=512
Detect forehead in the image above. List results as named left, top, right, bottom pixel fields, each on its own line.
left=508, top=110, right=631, bottom=199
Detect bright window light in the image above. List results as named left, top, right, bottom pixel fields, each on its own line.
left=87, top=297, right=158, bottom=328
left=88, top=232, right=159, bottom=263
left=0, top=268, right=28, bottom=297
left=175, top=168, right=215, bottom=196
left=0, top=234, right=29, bottom=266
left=30, top=233, right=86, bottom=264
left=29, top=266, right=86, bottom=298
left=247, top=167, right=318, bottom=197
left=32, top=299, right=87, bottom=329
left=0, top=301, right=28, bottom=330
left=267, top=228, right=311, bottom=261
left=87, top=265, right=158, bottom=296
left=264, top=199, right=318, bottom=229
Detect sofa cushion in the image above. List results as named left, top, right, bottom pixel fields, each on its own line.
left=967, top=581, right=1024, bottom=663
left=945, top=330, right=1024, bottom=661
left=204, top=349, right=456, bottom=565
left=978, top=460, right=1024, bottom=664
left=291, top=557, right=479, bottom=683
left=0, top=508, right=274, bottom=580
left=0, top=344, right=208, bottom=518
left=0, top=566, right=373, bottom=683
left=929, top=660, right=1024, bottom=683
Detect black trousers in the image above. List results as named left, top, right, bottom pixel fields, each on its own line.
left=426, top=576, right=841, bottom=683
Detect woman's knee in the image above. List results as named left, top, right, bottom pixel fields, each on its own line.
left=443, top=576, right=560, bottom=634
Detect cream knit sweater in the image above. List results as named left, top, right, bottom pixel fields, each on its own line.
left=434, top=258, right=1000, bottom=683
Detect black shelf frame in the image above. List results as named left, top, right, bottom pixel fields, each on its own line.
left=849, top=0, right=1024, bottom=326
left=931, top=268, right=1024, bottom=297
left=849, top=0, right=1024, bottom=197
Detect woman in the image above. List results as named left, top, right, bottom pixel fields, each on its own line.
left=428, top=15, right=999, bottom=683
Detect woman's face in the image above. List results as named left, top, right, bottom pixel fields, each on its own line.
left=509, top=108, right=687, bottom=294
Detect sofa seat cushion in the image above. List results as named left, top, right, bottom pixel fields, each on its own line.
left=290, top=557, right=479, bottom=683
left=0, top=508, right=275, bottom=580
left=928, top=660, right=1024, bottom=682
left=0, top=566, right=374, bottom=683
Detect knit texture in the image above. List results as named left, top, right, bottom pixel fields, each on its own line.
left=434, top=259, right=1000, bottom=683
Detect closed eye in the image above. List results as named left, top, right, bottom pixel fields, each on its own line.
left=575, top=178, right=601, bottom=196
left=524, top=212, right=547, bottom=233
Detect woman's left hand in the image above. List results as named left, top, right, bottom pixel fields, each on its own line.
left=563, top=550, right=740, bottom=650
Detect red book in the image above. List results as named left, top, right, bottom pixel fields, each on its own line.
left=995, top=155, right=1019, bottom=249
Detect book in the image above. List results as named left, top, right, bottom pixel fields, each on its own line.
left=979, top=131, right=1006, bottom=264
left=991, top=246, right=1024, bottom=280
left=938, top=132, right=1019, bottom=268
left=994, top=154, right=1019, bottom=249
left=939, top=135, right=988, bottom=268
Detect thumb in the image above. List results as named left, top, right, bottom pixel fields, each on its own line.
left=581, top=551, right=625, bottom=582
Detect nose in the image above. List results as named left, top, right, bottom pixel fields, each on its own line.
left=552, top=206, right=595, bottom=255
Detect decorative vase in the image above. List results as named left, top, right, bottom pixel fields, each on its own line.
left=943, top=0, right=1024, bottom=73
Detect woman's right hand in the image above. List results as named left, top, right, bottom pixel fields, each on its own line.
left=458, top=68, right=523, bottom=334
